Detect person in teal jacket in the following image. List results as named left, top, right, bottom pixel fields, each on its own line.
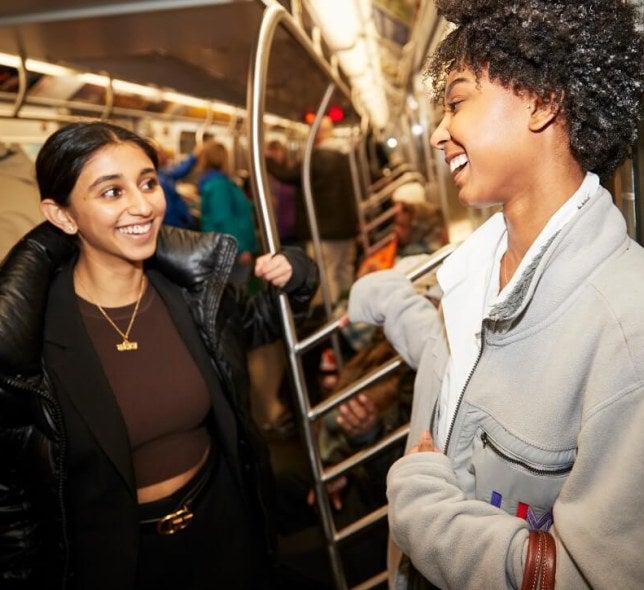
left=196, top=140, right=258, bottom=284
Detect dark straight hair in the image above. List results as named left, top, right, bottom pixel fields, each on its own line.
left=36, top=121, right=159, bottom=206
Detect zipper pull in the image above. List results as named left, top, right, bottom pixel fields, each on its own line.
left=481, top=432, right=488, bottom=448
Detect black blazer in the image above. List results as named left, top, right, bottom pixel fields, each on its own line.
left=1, top=224, right=317, bottom=588
left=43, top=262, right=247, bottom=589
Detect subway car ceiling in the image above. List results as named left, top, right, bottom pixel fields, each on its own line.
left=0, top=0, right=443, bottom=134
left=0, top=0, right=640, bottom=244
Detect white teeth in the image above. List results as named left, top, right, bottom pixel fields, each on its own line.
left=118, top=223, right=151, bottom=235
left=449, top=154, right=469, bottom=174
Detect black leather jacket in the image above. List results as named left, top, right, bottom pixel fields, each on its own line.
left=0, top=223, right=318, bottom=588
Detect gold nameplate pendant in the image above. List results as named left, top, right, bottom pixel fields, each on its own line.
left=116, top=340, right=138, bottom=352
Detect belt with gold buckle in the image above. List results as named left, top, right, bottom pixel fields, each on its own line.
left=139, top=455, right=213, bottom=536
left=154, top=505, right=195, bottom=535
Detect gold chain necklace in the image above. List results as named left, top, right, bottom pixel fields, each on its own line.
left=502, top=248, right=521, bottom=288
left=77, top=273, right=146, bottom=352
left=502, top=252, right=509, bottom=287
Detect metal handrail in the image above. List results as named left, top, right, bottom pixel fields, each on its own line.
left=322, top=425, right=410, bottom=483
left=364, top=234, right=396, bottom=258
left=335, top=505, right=388, bottom=542
left=0, top=0, right=247, bottom=26
left=406, top=242, right=456, bottom=281
left=309, top=357, right=404, bottom=420
left=352, top=571, right=389, bottom=590
left=361, top=171, right=428, bottom=213
left=11, top=53, right=27, bottom=117
left=248, top=4, right=457, bottom=588
left=364, top=207, right=396, bottom=233
left=370, top=162, right=414, bottom=193
left=247, top=3, right=355, bottom=587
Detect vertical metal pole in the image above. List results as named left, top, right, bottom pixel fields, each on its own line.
left=348, top=132, right=369, bottom=254
left=302, top=85, right=346, bottom=373
left=247, top=5, right=348, bottom=588
left=11, top=53, right=28, bottom=117
left=302, top=84, right=337, bottom=317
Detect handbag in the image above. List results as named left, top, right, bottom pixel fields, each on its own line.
left=521, top=530, right=556, bottom=590
left=401, top=529, right=555, bottom=590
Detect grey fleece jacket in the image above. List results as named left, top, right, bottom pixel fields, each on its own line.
left=348, top=186, right=644, bottom=589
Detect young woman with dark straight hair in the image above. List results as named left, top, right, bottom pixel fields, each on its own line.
left=0, top=121, right=318, bottom=589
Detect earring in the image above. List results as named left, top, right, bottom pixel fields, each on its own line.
left=67, top=224, right=76, bottom=233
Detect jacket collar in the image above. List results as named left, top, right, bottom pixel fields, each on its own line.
left=487, top=186, right=628, bottom=334
left=0, top=224, right=237, bottom=374
left=44, top=261, right=137, bottom=495
left=149, top=225, right=236, bottom=289
left=0, top=223, right=77, bottom=374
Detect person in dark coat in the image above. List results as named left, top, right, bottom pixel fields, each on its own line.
left=266, top=117, right=359, bottom=305
left=0, top=121, right=318, bottom=590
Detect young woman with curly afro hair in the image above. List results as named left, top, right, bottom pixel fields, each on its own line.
left=345, top=1, right=643, bottom=588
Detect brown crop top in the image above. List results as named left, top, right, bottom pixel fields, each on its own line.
left=77, top=281, right=212, bottom=487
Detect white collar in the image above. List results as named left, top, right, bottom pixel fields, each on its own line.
left=438, top=172, right=600, bottom=305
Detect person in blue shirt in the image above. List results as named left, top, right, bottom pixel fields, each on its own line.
left=154, top=143, right=198, bottom=229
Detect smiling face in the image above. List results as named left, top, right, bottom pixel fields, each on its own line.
left=63, top=142, right=166, bottom=270
left=430, top=68, right=538, bottom=209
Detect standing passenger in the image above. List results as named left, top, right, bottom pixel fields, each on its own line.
left=154, top=142, right=199, bottom=230
left=307, top=116, right=359, bottom=305
left=265, top=139, right=298, bottom=246
left=0, top=121, right=318, bottom=590
left=0, top=141, right=43, bottom=260
left=348, top=0, right=643, bottom=588
left=196, top=140, right=258, bottom=285
left=265, top=117, right=360, bottom=306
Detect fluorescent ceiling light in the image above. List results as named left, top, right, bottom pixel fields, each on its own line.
left=0, top=52, right=19, bottom=67
left=407, top=95, right=419, bottom=110
left=336, top=40, right=369, bottom=77
left=161, top=91, right=209, bottom=109
left=112, top=79, right=162, bottom=100
left=80, top=72, right=110, bottom=86
left=305, top=0, right=361, bottom=50
left=0, top=52, right=74, bottom=77
left=26, top=60, right=74, bottom=77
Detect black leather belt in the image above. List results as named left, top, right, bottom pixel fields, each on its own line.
left=139, top=453, right=214, bottom=536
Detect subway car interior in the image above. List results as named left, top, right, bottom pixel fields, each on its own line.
left=0, top=1, right=642, bottom=589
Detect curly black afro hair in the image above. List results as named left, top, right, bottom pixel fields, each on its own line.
left=426, top=0, right=643, bottom=179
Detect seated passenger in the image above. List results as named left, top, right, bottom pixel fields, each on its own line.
left=310, top=197, right=447, bottom=522
left=341, top=197, right=447, bottom=357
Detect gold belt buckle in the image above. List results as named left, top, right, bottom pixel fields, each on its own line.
left=156, top=505, right=194, bottom=535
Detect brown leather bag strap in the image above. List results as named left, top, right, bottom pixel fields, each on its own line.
left=521, top=530, right=556, bottom=590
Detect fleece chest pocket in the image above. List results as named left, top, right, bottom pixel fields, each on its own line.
left=470, top=426, right=575, bottom=530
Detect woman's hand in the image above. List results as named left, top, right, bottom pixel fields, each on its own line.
left=407, top=430, right=438, bottom=454
left=255, top=253, right=293, bottom=288
left=337, top=393, right=379, bottom=440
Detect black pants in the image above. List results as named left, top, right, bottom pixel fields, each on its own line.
left=136, top=454, right=272, bottom=589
